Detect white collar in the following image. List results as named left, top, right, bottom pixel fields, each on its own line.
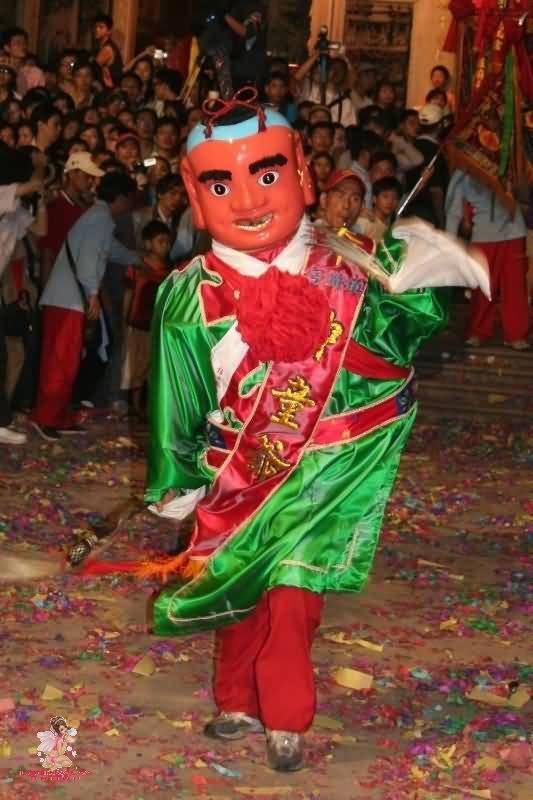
left=211, top=215, right=311, bottom=278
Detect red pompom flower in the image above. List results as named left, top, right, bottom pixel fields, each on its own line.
left=235, top=267, right=331, bottom=363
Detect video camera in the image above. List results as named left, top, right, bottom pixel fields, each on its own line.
left=192, top=1, right=233, bottom=53
left=314, top=25, right=342, bottom=104
left=315, top=25, right=341, bottom=57
left=133, top=157, right=157, bottom=175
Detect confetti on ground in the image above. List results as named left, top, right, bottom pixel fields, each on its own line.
left=331, top=667, right=374, bottom=690
left=0, top=415, right=531, bottom=799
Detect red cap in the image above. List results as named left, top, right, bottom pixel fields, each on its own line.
left=324, top=169, right=366, bottom=196
left=116, top=132, right=140, bottom=147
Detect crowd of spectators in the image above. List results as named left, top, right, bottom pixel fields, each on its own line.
left=0, top=12, right=530, bottom=447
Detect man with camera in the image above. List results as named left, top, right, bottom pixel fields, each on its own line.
left=193, top=1, right=267, bottom=97
left=225, top=1, right=267, bottom=90
left=295, top=29, right=357, bottom=128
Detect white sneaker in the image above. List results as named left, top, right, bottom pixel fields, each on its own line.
left=0, top=426, right=27, bottom=445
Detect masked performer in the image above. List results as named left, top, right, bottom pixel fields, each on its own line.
left=84, top=91, right=489, bottom=771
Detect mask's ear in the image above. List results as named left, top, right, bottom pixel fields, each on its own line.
left=294, top=131, right=316, bottom=207
left=181, top=155, right=206, bottom=229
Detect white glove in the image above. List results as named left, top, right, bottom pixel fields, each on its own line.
left=148, top=487, right=206, bottom=520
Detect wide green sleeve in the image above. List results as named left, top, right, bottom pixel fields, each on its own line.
left=145, top=263, right=219, bottom=504
left=353, top=234, right=451, bottom=367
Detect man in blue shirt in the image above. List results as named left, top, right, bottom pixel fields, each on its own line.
left=31, top=172, right=140, bottom=441
left=446, top=169, right=531, bottom=350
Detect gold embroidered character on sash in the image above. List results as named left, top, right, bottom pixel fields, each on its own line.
left=250, top=434, right=291, bottom=480
left=271, top=376, right=316, bottom=430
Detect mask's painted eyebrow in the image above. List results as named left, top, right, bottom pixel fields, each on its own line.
left=248, top=153, right=288, bottom=174
left=198, top=169, right=232, bottom=182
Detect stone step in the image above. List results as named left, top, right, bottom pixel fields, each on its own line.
left=416, top=380, right=531, bottom=420
left=414, top=304, right=533, bottom=420
left=417, top=377, right=532, bottom=400
left=419, top=342, right=533, bottom=364
left=416, top=361, right=533, bottom=389
left=417, top=399, right=528, bottom=420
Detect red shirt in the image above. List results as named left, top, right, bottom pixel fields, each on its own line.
left=126, top=257, right=169, bottom=331
left=40, top=192, right=86, bottom=261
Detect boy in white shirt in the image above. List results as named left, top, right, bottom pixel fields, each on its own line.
left=357, top=177, right=401, bottom=244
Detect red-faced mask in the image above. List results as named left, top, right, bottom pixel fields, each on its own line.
left=181, top=105, right=315, bottom=252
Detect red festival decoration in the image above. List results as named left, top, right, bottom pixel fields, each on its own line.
left=202, top=87, right=267, bottom=138
left=443, top=0, right=533, bottom=212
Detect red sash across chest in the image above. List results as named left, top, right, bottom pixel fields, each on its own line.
left=186, top=247, right=368, bottom=558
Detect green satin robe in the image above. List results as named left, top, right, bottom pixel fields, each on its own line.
left=146, top=236, right=449, bottom=635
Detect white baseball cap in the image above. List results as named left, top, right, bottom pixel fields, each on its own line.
left=418, top=104, right=444, bottom=126
left=64, top=152, right=104, bottom=177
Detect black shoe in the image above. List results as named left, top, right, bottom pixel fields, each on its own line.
left=266, top=730, right=304, bottom=772
left=30, top=422, right=61, bottom=442
left=57, top=424, right=87, bottom=435
left=204, top=712, right=264, bottom=740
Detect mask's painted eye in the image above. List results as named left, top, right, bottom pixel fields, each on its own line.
left=210, top=183, right=230, bottom=196
left=258, top=170, right=279, bottom=187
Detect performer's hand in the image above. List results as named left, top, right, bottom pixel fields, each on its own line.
left=155, top=490, right=177, bottom=512
left=87, top=294, right=101, bottom=320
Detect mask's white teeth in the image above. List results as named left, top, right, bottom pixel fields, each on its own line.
left=235, top=213, right=273, bottom=231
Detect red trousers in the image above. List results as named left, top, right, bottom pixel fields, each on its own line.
left=213, top=587, right=323, bottom=733
left=468, top=238, right=530, bottom=342
left=32, top=306, right=84, bottom=428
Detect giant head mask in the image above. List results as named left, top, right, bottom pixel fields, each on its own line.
left=181, top=93, right=315, bottom=252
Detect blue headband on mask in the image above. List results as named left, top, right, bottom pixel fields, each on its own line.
left=186, top=108, right=291, bottom=154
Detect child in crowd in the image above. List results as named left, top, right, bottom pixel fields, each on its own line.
left=389, top=109, right=423, bottom=179
left=310, top=151, right=335, bottom=193
left=357, top=176, right=402, bottom=243
left=429, top=65, right=455, bottom=113
left=120, top=219, right=171, bottom=416
left=307, top=121, right=334, bottom=160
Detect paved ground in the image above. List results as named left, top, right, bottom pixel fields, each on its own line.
left=0, top=412, right=532, bottom=800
